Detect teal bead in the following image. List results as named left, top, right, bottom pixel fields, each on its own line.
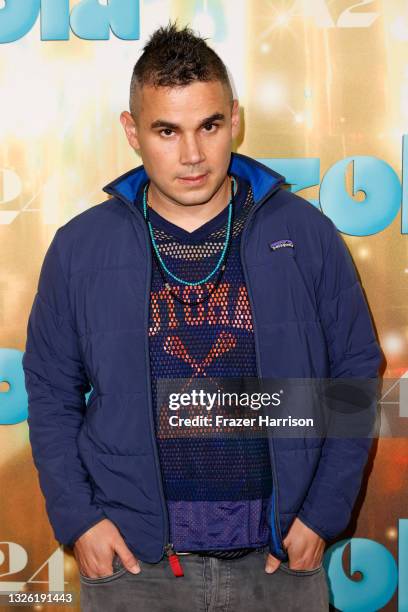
left=143, top=177, right=236, bottom=287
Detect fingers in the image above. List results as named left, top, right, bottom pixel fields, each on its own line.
left=286, top=548, right=324, bottom=571
left=264, top=553, right=281, bottom=574
left=77, top=555, right=114, bottom=579
left=114, top=541, right=141, bottom=574
left=72, top=520, right=142, bottom=577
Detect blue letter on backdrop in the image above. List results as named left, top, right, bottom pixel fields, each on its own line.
left=324, top=538, right=398, bottom=611
left=320, top=156, right=401, bottom=236
left=399, top=519, right=408, bottom=610
left=261, top=158, right=321, bottom=209
left=0, top=349, right=28, bottom=425
left=0, top=0, right=140, bottom=42
left=0, top=0, right=40, bottom=44
left=70, top=0, right=140, bottom=41
left=40, top=0, right=69, bottom=41
left=402, top=135, right=408, bottom=234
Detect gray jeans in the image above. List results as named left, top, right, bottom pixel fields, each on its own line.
left=79, top=547, right=330, bottom=611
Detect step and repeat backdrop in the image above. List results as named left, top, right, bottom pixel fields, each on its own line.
left=1, top=1, right=407, bottom=610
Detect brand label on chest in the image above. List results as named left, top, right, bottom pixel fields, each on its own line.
left=269, top=239, right=294, bottom=250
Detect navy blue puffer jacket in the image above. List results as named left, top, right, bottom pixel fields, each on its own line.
left=22, top=152, right=382, bottom=562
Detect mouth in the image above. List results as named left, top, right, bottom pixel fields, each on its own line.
left=178, top=173, right=208, bottom=186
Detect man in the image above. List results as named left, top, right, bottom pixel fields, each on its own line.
left=22, top=22, right=382, bottom=612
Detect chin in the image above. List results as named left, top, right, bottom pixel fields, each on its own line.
left=182, top=187, right=217, bottom=205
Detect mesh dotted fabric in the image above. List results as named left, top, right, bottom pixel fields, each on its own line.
left=138, top=174, right=272, bottom=551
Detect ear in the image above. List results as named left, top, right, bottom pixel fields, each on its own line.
left=230, top=99, right=240, bottom=140
left=120, top=111, right=141, bottom=151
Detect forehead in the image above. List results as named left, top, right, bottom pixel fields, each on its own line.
left=135, top=80, right=230, bottom=124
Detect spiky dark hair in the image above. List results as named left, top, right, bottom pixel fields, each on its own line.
left=129, top=21, right=233, bottom=116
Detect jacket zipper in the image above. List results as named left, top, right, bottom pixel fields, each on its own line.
left=142, top=218, right=177, bottom=565
left=239, top=184, right=286, bottom=559
left=124, top=207, right=172, bottom=565
left=125, top=207, right=185, bottom=575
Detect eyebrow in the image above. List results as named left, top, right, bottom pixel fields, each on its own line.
left=150, top=113, right=226, bottom=130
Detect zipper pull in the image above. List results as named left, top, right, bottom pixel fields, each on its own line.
left=165, top=543, right=184, bottom=577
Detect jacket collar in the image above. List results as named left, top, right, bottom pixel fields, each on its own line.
left=102, top=151, right=285, bottom=213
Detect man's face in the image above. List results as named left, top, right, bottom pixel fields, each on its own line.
left=120, top=80, right=240, bottom=207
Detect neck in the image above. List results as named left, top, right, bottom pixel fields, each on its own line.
left=146, top=175, right=236, bottom=233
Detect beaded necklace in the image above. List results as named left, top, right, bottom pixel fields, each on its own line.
left=143, top=175, right=237, bottom=306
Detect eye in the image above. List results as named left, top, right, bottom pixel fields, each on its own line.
left=159, top=128, right=175, bottom=137
left=203, top=123, right=218, bottom=132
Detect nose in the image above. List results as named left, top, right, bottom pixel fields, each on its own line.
left=179, top=133, right=205, bottom=166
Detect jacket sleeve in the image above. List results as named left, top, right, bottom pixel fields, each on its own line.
left=22, top=228, right=106, bottom=548
left=296, top=219, right=383, bottom=541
